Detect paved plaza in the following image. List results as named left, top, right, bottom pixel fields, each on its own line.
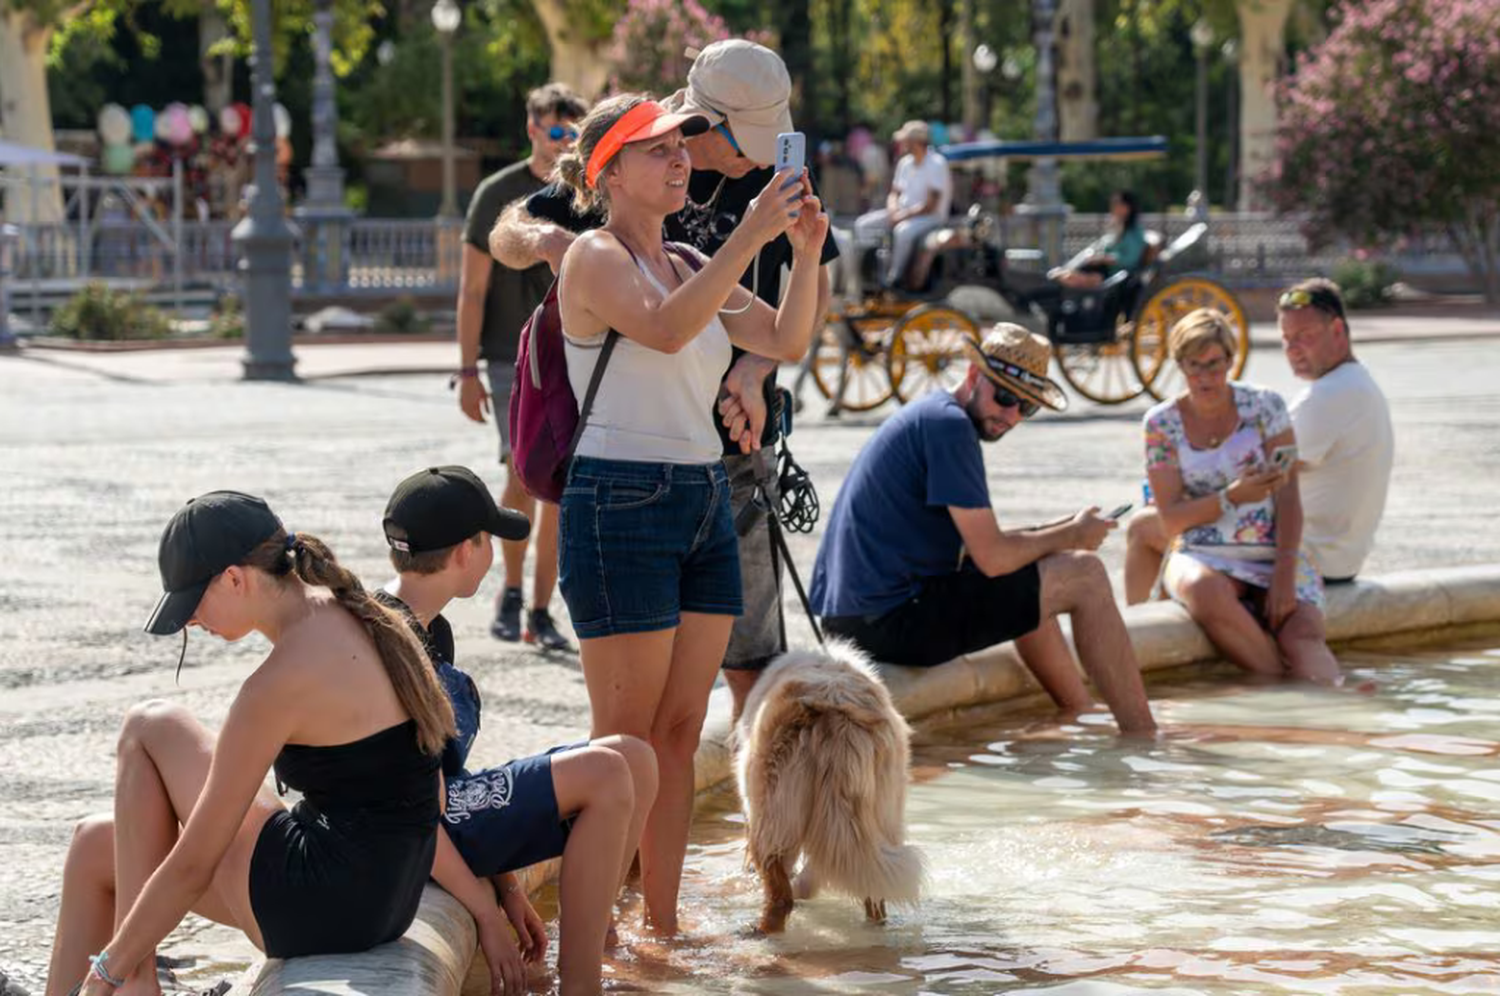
left=3, top=316, right=1500, bottom=991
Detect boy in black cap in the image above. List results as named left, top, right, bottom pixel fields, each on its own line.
left=378, top=467, right=657, bottom=991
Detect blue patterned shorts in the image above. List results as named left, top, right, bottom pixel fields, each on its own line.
left=444, top=741, right=585, bottom=876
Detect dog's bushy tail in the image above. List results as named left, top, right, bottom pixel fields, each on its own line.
left=799, top=709, right=924, bottom=905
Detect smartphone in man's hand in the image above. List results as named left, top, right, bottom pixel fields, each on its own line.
left=775, top=132, right=806, bottom=176
left=1106, top=503, right=1134, bottom=520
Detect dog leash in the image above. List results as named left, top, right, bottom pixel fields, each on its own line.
left=739, top=440, right=825, bottom=648
left=756, top=441, right=828, bottom=645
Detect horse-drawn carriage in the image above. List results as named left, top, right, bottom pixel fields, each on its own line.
left=808, top=137, right=1251, bottom=412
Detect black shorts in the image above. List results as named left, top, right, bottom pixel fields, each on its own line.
left=822, top=562, right=1043, bottom=668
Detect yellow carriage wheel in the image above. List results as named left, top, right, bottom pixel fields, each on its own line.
left=1052, top=321, right=1148, bottom=406
left=888, top=305, right=979, bottom=404
left=809, top=316, right=899, bottom=412
left=1130, top=277, right=1250, bottom=401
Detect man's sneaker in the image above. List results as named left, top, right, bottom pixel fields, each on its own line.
left=525, top=608, right=572, bottom=651
left=491, top=587, right=524, bottom=642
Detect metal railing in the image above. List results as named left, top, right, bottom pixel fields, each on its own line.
left=1056, top=212, right=1467, bottom=286
left=1, top=209, right=1475, bottom=319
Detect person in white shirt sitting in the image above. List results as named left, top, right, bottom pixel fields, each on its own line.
left=853, top=119, right=953, bottom=290
left=1125, top=278, right=1394, bottom=601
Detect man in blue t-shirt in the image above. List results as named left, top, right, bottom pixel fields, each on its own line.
left=809, top=324, right=1157, bottom=736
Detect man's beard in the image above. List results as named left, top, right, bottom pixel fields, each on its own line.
left=965, top=392, right=1008, bottom=442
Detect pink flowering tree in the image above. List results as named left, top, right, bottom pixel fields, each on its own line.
left=1268, top=0, right=1500, bottom=303
left=606, top=0, right=770, bottom=96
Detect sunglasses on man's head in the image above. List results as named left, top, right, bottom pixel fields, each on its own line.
left=1279, top=287, right=1345, bottom=322
left=543, top=124, right=578, bottom=142
left=993, top=386, right=1039, bottom=418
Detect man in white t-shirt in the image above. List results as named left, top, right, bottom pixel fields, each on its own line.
left=852, top=119, right=952, bottom=289
left=1275, top=278, right=1394, bottom=581
left=1124, top=278, right=1394, bottom=601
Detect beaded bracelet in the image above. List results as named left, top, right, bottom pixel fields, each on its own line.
left=88, top=951, right=125, bottom=988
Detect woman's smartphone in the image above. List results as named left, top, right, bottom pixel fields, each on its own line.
left=1269, top=444, right=1298, bottom=472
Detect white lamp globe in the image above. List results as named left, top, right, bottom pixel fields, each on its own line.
left=430, top=0, right=461, bottom=35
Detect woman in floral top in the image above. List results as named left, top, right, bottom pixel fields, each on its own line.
left=1142, top=308, right=1340, bottom=683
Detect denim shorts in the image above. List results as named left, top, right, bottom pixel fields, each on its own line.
left=560, top=456, right=743, bottom=639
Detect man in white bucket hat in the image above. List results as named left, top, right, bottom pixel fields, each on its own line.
left=810, top=323, right=1157, bottom=736
left=489, top=39, right=840, bottom=720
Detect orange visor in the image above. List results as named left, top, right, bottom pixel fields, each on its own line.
left=585, top=101, right=710, bottom=189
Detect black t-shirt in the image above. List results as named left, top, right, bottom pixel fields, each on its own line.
left=464, top=160, right=553, bottom=364
left=372, top=589, right=456, bottom=665
left=525, top=168, right=840, bottom=450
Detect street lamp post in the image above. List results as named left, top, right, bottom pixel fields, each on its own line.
left=296, top=0, right=355, bottom=293
left=0, top=224, right=18, bottom=351
left=973, top=43, right=999, bottom=133
left=432, top=0, right=461, bottom=220
left=1191, top=18, right=1215, bottom=207
left=232, top=0, right=296, bottom=381
left=1221, top=39, right=1240, bottom=211
left=1020, top=0, right=1066, bottom=266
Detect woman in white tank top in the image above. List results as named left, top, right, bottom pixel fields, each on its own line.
left=553, top=93, right=828, bottom=937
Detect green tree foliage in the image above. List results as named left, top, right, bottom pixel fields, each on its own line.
left=341, top=0, right=550, bottom=159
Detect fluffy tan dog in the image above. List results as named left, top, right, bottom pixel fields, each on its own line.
left=735, top=640, right=924, bottom=933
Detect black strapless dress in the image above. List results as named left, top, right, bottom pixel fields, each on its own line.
left=248, top=720, right=439, bottom=958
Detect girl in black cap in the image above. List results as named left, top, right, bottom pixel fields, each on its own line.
left=46, top=491, right=456, bottom=996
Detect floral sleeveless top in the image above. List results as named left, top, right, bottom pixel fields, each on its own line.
left=1144, top=383, right=1324, bottom=607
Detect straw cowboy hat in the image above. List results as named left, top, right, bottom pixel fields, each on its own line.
left=960, top=323, right=1069, bottom=412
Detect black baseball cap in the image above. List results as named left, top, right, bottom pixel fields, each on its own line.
left=384, top=466, right=531, bottom=554
left=145, top=491, right=284, bottom=636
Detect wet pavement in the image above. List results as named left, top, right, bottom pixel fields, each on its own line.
left=2, top=323, right=1499, bottom=992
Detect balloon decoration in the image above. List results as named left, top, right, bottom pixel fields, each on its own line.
left=130, top=104, right=156, bottom=144
left=231, top=102, right=252, bottom=139
left=91, top=94, right=278, bottom=218
left=218, top=105, right=242, bottom=138
left=187, top=105, right=211, bottom=137
left=98, top=104, right=132, bottom=146
left=102, top=144, right=136, bottom=175
left=161, top=103, right=194, bottom=146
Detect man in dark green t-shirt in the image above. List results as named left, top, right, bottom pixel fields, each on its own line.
left=454, top=83, right=588, bottom=651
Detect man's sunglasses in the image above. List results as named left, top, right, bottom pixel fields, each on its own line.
left=1278, top=287, right=1345, bottom=322
left=994, top=386, right=1039, bottom=418
left=542, top=124, right=578, bottom=142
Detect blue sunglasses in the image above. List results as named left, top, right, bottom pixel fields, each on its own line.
left=543, top=124, right=578, bottom=142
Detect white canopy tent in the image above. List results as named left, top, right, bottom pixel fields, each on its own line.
left=0, top=139, right=90, bottom=169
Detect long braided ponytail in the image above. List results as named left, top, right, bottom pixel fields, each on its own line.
left=244, top=530, right=456, bottom=755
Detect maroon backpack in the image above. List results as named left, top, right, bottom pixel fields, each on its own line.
left=508, top=241, right=701, bottom=503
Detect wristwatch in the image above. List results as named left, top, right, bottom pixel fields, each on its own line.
left=1218, top=488, right=1235, bottom=517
